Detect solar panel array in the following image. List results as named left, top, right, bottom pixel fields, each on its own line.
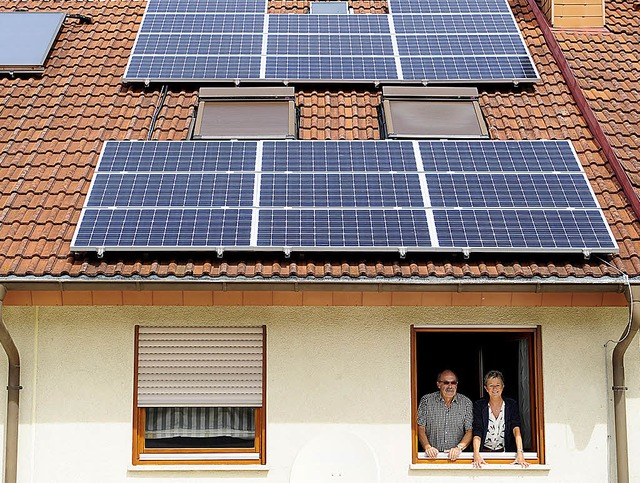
left=71, top=140, right=617, bottom=256
left=124, top=0, right=539, bottom=83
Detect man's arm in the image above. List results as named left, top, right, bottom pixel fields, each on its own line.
left=447, top=429, right=472, bottom=461
left=418, top=425, right=439, bottom=458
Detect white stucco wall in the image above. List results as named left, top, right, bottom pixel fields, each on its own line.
left=0, top=303, right=636, bottom=482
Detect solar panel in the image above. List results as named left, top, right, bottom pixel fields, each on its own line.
left=147, top=0, right=266, bottom=13
left=260, top=173, right=424, bottom=207
left=396, top=35, right=528, bottom=57
left=264, top=56, right=399, bottom=81
left=426, top=173, right=598, bottom=208
left=126, top=55, right=262, bottom=81
left=261, top=140, right=418, bottom=171
left=74, top=209, right=253, bottom=249
left=418, top=140, right=582, bottom=172
left=0, top=12, right=66, bottom=74
left=87, top=173, right=255, bottom=208
left=72, top=140, right=617, bottom=256
left=257, top=209, right=432, bottom=248
left=400, top=55, right=538, bottom=82
left=140, top=14, right=266, bottom=34
left=434, top=210, right=616, bottom=250
left=391, top=13, right=517, bottom=34
left=96, top=141, right=258, bottom=172
left=267, top=14, right=390, bottom=34
left=134, top=34, right=264, bottom=56
left=266, top=35, right=395, bottom=56
left=124, top=0, right=539, bottom=83
left=389, top=0, right=511, bottom=14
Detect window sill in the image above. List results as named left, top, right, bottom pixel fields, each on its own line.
left=410, top=463, right=550, bottom=471
left=128, top=464, right=269, bottom=472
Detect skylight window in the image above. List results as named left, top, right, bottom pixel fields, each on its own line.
left=192, top=87, right=297, bottom=140
left=309, top=2, right=350, bottom=14
left=381, top=86, right=489, bottom=139
left=0, top=12, right=66, bottom=74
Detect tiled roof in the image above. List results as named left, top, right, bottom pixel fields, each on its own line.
left=555, top=2, right=640, bottom=190
left=1, top=0, right=639, bottom=281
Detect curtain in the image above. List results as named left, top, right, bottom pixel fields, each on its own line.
left=518, top=339, right=532, bottom=448
left=145, top=407, right=255, bottom=440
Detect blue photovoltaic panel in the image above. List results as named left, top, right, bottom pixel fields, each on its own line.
left=126, top=55, right=262, bottom=80
left=434, top=210, right=617, bottom=250
left=400, top=55, right=538, bottom=81
left=391, top=13, right=517, bottom=34
left=88, top=173, right=255, bottom=208
left=140, top=14, right=266, bottom=34
left=426, top=173, right=598, bottom=209
left=260, top=173, right=424, bottom=207
left=147, top=0, right=266, bottom=13
left=389, top=0, right=511, bottom=14
left=268, top=14, right=390, bottom=34
left=257, top=209, right=432, bottom=247
left=74, top=209, right=253, bottom=248
left=265, top=56, right=398, bottom=80
left=97, top=141, right=258, bottom=172
left=72, top=140, right=616, bottom=255
left=266, top=35, right=395, bottom=56
left=396, top=35, right=528, bottom=57
left=261, top=141, right=418, bottom=171
left=134, top=34, right=263, bottom=56
left=418, top=141, right=582, bottom=172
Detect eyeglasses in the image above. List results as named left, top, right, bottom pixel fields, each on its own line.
left=438, top=380, right=458, bottom=386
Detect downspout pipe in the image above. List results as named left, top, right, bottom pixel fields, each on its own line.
left=0, top=286, right=20, bottom=483
left=612, top=286, right=640, bottom=483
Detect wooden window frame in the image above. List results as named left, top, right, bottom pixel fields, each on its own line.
left=410, top=325, right=545, bottom=465
left=132, top=326, right=267, bottom=465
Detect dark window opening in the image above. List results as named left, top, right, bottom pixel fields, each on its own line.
left=412, top=326, right=544, bottom=464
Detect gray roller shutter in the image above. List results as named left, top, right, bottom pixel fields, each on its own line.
left=136, top=326, right=264, bottom=407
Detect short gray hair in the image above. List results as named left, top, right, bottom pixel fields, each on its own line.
left=483, top=370, right=504, bottom=386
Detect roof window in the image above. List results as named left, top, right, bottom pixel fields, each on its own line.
left=192, top=87, right=297, bottom=140
left=380, top=86, right=489, bottom=139
left=309, top=2, right=350, bottom=14
left=0, top=12, right=66, bottom=74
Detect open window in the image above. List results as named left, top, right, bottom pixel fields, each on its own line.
left=0, top=12, right=66, bottom=74
left=192, top=87, right=297, bottom=140
left=411, top=326, right=544, bottom=464
left=381, top=86, right=489, bottom=139
left=133, top=326, right=266, bottom=465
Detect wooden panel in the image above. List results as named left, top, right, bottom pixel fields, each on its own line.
left=556, top=4, right=603, bottom=16
left=554, top=16, right=604, bottom=28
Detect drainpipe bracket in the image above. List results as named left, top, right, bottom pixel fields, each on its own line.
left=612, top=385, right=628, bottom=391
left=6, top=385, right=22, bottom=391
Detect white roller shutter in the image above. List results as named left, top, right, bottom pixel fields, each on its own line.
left=136, top=326, right=264, bottom=408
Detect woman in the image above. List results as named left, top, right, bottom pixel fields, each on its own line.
left=472, top=370, right=529, bottom=468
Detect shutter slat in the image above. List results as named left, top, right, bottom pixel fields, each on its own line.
left=137, top=327, right=264, bottom=408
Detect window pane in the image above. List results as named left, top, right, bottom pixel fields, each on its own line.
left=145, top=407, right=256, bottom=449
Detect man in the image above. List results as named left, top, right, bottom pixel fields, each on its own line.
left=417, top=369, right=473, bottom=461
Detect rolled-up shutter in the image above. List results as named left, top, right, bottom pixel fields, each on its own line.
left=136, top=326, right=264, bottom=408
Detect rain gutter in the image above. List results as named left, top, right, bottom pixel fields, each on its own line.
left=0, top=286, right=20, bottom=483
left=611, top=286, right=640, bottom=483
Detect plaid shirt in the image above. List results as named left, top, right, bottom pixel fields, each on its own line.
left=417, top=391, right=473, bottom=451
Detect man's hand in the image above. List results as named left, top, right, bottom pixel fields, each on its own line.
left=447, top=446, right=462, bottom=461
left=424, top=445, right=439, bottom=458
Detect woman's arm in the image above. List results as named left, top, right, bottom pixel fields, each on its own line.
left=512, top=427, right=529, bottom=467
left=472, top=435, right=486, bottom=468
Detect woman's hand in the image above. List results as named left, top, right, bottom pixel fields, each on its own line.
left=472, top=453, right=486, bottom=468
left=512, top=451, right=529, bottom=467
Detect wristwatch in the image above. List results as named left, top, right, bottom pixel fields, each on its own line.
left=457, top=444, right=464, bottom=451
